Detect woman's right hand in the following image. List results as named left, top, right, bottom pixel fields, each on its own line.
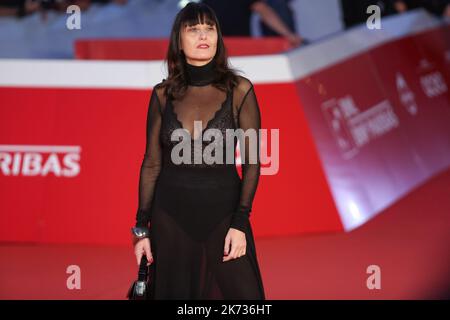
left=133, top=237, right=153, bottom=266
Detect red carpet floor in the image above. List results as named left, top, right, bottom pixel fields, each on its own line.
left=1, top=168, right=449, bottom=299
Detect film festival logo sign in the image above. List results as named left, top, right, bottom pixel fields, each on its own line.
left=321, top=95, right=399, bottom=159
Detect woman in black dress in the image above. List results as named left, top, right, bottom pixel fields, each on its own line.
left=131, top=2, right=265, bottom=300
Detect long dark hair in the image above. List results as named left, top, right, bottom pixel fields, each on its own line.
left=160, top=2, right=240, bottom=101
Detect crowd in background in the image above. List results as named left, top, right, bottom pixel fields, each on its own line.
left=0, top=0, right=127, bottom=18
left=0, top=0, right=448, bottom=48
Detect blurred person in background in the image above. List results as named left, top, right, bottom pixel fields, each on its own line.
left=0, top=0, right=40, bottom=17
left=202, top=0, right=303, bottom=47
left=391, top=0, right=450, bottom=17
left=259, top=0, right=297, bottom=37
left=390, top=0, right=424, bottom=13
left=66, top=0, right=128, bottom=11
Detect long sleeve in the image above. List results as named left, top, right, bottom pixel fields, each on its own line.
left=230, top=83, right=261, bottom=232
left=135, top=85, right=163, bottom=228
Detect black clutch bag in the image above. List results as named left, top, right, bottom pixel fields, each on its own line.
left=126, top=255, right=153, bottom=300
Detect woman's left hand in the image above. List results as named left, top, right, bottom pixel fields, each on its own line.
left=223, top=228, right=246, bottom=262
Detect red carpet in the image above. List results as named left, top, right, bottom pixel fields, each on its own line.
left=1, top=168, right=449, bottom=299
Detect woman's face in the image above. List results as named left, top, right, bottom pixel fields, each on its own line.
left=180, top=22, right=218, bottom=66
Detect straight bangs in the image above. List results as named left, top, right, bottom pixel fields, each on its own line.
left=180, top=5, right=217, bottom=28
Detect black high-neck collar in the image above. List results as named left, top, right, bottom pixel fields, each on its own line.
left=185, top=58, right=217, bottom=86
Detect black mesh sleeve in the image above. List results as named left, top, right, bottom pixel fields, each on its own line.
left=135, top=85, right=163, bottom=228
left=230, top=83, right=261, bottom=232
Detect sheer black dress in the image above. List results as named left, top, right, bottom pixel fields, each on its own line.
left=134, top=58, right=265, bottom=299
